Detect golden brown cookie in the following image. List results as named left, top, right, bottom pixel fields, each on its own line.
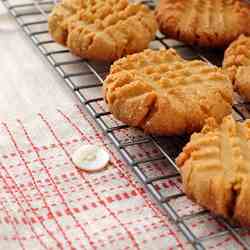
left=176, top=116, right=250, bottom=227
left=104, top=49, right=233, bottom=135
left=223, top=35, right=250, bottom=101
left=156, top=0, right=250, bottom=48
left=223, top=35, right=250, bottom=81
left=235, top=66, right=250, bottom=101
left=48, top=0, right=157, bottom=61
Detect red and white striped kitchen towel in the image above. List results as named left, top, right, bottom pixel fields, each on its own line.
left=0, top=104, right=248, bottom=250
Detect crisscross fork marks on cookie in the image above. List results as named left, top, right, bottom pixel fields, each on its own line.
left=178, top=0, right=201, bottom=34
left=104, top=49, right=233, bottom=135
left=223, top=35, right=250, bottom=101
left=223, top=35, right=250, bottom=81
left=106, top=50, right=229, bottom=99
left=156, top=0, right=250, bottom=48
left=176, top=116, right=250, bottom=226
left=49, top=0, right=157, bottom=61
left=75, top=0, right=133, bottom=28
left=141, top=61, right=225, bottom=91
left=69, top=3, right=152, bottom=52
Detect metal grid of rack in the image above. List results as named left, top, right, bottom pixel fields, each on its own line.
left=2, top=0, right=250, bottom=249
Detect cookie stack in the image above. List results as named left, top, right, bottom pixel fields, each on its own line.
left=48, top=0, right=250, bottom=227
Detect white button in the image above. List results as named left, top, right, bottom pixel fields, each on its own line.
left=72, top=144, right=110, bottom=172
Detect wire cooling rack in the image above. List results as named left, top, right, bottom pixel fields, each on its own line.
left=2, top=0, right=250, bottom=249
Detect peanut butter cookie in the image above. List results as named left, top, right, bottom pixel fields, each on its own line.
left=235, top=66, right=250, bottom=101
left=104, top=49, right=233, bottom=135
left=48, top=0, right=157, bottom=61
left=176, top=116, right=250, bottom=227
left=156, top=0, right=250, bottom=48
left=223, top=35, right=250, bottom=101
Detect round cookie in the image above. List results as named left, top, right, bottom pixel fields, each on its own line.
left=156, top=0, right=250, bottom=48
left=176, top=116, right=250, bottom=227
left=223, top=35, right=250, bottom=101
left=48, top=0, right=157, bottom=61
left=235, top=66, right=250, bottom=101
left=223, top=35, right=250, bottom=81
left=104, top=49, right=233, bottom=135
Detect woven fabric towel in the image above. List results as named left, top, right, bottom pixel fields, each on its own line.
left=0, top=104, right=247, bottom=250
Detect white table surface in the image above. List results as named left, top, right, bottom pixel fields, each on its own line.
left=0, top=1, right=78, bottom=120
